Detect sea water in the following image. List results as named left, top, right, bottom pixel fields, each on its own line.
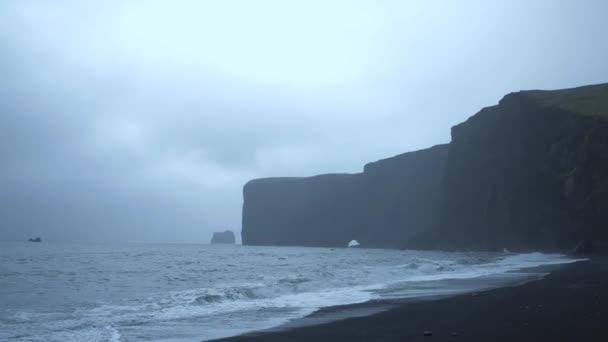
left=0, top=242, right=580, bottom=341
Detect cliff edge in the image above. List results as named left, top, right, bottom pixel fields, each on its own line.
left=241, top=145, right=448, bottom=248
left=241, top=83, right=608, bottom=252
left=428, top=84, right=608, bottom=252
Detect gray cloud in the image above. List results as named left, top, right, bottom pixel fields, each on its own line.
left=1, top=0, right=607, bottom=243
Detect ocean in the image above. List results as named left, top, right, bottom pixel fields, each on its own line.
left=0, top=242, right=580, bottom=341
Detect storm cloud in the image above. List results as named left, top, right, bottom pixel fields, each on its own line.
left=1, top=0, right=607, bottom=243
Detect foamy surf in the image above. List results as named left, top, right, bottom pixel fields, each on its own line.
left=0, top=243, right=583, bottom=342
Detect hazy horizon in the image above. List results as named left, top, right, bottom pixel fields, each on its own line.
left=1, top=0, right=608, bottom=243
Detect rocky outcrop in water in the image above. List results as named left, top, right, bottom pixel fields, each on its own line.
left=210, top=230, right=236, bottom=244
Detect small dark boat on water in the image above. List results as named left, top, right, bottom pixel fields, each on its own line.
left=28, top=237, right=41, bottom=242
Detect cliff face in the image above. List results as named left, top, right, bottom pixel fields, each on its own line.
left=241, top=145, right=448, bottom=248
left=241, top=174, right=362, bottom=247
left=431, top=84, right=608, bottom=252
left=358, top=145, right=449, bottom=247
left=241, top=83, right=608, bottom=252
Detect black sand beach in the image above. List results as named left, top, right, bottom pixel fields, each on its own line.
left=215, top=257, right=608, bottom=342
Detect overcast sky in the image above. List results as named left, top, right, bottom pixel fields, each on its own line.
left=1, top=0, right=607, bottom=243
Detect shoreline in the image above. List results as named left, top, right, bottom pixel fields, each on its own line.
left=214, top=257, right=607, bottom=341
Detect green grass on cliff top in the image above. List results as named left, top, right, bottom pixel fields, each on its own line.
left=524, top=83, right=608, bottom=118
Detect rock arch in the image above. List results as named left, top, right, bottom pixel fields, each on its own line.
left=347, top=239, right=360, bottom=247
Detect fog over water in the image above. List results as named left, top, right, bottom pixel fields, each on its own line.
left=1, top=0, right=607, bottom=243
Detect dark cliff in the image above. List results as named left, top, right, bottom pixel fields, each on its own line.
left=241, top=145, right=449, bottom=248
left=358, top=145, right=449, bottom=247
left=427, top=83, right=608, bottom=252
left=241, top=83, right=608, bottom=252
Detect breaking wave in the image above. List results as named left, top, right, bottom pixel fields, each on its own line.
left=0, top=243, right=583, bottom=342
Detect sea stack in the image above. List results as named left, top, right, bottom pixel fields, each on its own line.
left=210, top=230, right=236, bottom=244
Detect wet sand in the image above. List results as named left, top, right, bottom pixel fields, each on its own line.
left=214, top=257, right=608, bottom=341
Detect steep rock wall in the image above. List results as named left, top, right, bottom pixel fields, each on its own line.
left=429, top=85, right=608, bottom=252
left=241, top=145, right=448, bottom=248
left=241, top=83, right=608, bottom=252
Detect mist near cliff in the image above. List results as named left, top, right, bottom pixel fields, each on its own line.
left=1, top=0, right=607, bottom=243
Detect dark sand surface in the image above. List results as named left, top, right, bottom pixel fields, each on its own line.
left=214, top=257, right=608, bottom=341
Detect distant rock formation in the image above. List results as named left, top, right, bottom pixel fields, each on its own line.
left=241, top=145, right=448, bottom=248
left=28, top=237, right=41, bottom=242
left=241, top=83, right=608, bottom=253
left=210, top=230, right=236, bottom=244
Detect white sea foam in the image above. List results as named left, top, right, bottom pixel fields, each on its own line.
left=0, top=243, right=584, bottom=342
left=107, top=326, right=122, bottom=342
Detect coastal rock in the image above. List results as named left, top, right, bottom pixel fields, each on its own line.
left=241, top=145, right=448, bottom=248
left=430, top=83, right=608, bottom=252
left=241, top=83, right=608, bottom=252
left=347, top=240, right=360, bottom=248
left=210, top=230, right=236, bottom=244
